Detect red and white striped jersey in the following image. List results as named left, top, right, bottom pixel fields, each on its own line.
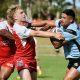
left=13, top=23, right=36, bottom=59
left=0, top=21, right=16, bottom=58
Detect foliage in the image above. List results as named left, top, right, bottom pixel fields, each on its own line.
left=0, top=0, right=80, bottom=19
left=77, top=15, right=80, bottom=24
left=0, top=0, right=17, bottom=18
left=23, top=0, right=72, bottom=19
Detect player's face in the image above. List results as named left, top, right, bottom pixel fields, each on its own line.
left=60, top=13, right=73, bottom=28
left=13, top=9, right=26, bottom=22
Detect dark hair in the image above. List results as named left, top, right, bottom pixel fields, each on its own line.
left=47, top=13, right=55, bottom=20
left=62, top=9, right=75, bottom=20
left=32, top=13, right=38, bottom=19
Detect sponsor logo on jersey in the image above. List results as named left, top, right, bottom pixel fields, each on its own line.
left=7, top=63, right=13, bottom=67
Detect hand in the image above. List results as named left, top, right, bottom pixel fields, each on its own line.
left=51, top=41, right=62, bottom=49
left=54, top=32, right=64, bottom=40
left=40, top=25, right=51, bottom=31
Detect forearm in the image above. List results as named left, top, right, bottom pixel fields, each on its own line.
left=0, top=29, right=14, bottom=39
left=39, top=26, right=51, bottom=31
left=39, top=20, right=56, bottom=30
left=30, top=30, right=56, bottom=38
left=31, top=20, right=47, bottom=27
left=62, top=40, right=69, bottom=45
left=46, top=20, right=56, bottom=27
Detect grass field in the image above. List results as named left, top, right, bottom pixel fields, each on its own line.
left=8, top=38, right=68, bottom=80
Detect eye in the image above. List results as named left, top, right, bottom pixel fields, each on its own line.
left=21, top=12, right=23, bottom=14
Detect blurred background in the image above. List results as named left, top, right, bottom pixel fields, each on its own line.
left=0, top=0, right=80, bottom=80
left=0, top=0, right=80, bottom=22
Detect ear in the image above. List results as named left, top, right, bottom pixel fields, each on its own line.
left=69, top=16, right=74, bottom=23
left=70, top=20, right=72, bottom=23
left=13, top=14, right=17, bottom=20
left=70, top=18, right=74, bottom=23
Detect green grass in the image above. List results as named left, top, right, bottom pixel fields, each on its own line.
left=8, top=38, right=68, bottom=80
left=38, top=55, right=67, bottom=80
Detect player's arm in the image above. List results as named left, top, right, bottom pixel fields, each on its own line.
left=34, top=20, right=56, bottom=31
left=31, top=20, right=55, bottom=27
left=0, top=21, right=14, bottom=40
left=52, top=29, right=78, bottom=49
left=27, top=20, right=56, bottom=31
left=46, top=20, right=56, bottom=27
left=51, top=32, right=77, bottom=49
left=31, top=20, right=47, bottom=27
left=62, top=28, right=78, bottom=44
left=29, top=30, right=63, bottom=39
left=50, top=37, right=64, bottom=49
left=15, top=26, right=63, bottom=40
left=39, top=26, right=51, bottom=31
left=0, top=29, right=14, bottom=39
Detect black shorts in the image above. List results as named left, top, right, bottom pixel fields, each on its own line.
left=67, top=58, right=80, bottom=69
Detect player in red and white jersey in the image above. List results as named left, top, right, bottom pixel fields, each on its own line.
left=8, top=4, right=63, bottom=80
left=0, top=13, right=16, bottom=80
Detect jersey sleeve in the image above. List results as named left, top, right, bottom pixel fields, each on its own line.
left=0, top=21, right=7, bottom=30
left=13, top=24, right=31, bottom=39
left=19, top=27, right=31, bottom=39
left=55, top=19, right=61, bottom=28
left=62, top=23, right=78, bottom=41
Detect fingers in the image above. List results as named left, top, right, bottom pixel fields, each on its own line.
left=55, top=32, right=64, bottom=40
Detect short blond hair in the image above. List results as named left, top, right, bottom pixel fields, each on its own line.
left=7, top=4, right=21, bottom=19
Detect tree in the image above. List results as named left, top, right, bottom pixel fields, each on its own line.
left=51, top=0, right=72, bottom=18
left=0, top=0, right=17, bottom=18
left=72, top=0, right=76, bottom=9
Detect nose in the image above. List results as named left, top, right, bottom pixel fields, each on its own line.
left=60, top=18, right=63, bottom=23
left=23, top=12, right=26, bottom=16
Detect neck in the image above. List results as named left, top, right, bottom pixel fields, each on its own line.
left=15, top=20, right=26, bottom=26
left=7, top=20, right=13, bottom=27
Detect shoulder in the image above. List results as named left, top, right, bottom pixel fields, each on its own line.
left=55, top=19, right=61, bottom=27
left=13, top=23, right=31, bottom=34
left=13, top=23, right=25, bottom=32
left=0, top=21, right=6, bottom=26
left=0, top=21, right=8, bottom=29
left=68, top=22, right=78, bottom=30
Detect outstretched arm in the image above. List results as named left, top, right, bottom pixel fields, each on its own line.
left=37, top=20, right=56, bottom=31
left=29, top=30, right=63, bottom=40
left=31, top=20, right=47, bottom=27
